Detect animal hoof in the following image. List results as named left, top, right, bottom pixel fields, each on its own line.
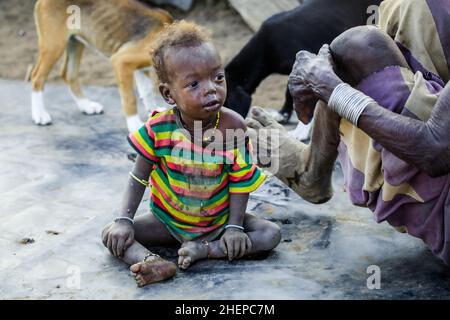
left=77, top=99, right=104, bottom=115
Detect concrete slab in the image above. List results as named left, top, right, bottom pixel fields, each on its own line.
left=1, top=79, right=450, bottom=299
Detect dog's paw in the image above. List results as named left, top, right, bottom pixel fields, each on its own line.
left=32, top=108, right=52, bottom=125
left=31, top=91, right=52, bottom=125
left=76, top=99, right=104, bottom=115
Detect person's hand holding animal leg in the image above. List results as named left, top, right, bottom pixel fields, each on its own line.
left=289, top=45, right=343, bottom=103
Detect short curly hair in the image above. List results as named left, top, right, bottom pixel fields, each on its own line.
left=150, top=20, right=212, bottom=83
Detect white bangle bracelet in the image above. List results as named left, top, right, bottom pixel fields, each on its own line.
left=225, top=224, right=245, bottom=231
left=114, top=216, right=134, bottom=225
left=328, top=83, right=376, bottom=126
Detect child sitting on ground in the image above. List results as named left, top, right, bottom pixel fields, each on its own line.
left=101, top=20, right=281, bottom=287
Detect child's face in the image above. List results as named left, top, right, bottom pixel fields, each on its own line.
left=159, top=42, right=226, bottom=121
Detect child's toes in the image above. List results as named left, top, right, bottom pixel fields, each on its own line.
left=136, top=279, right=145, bottom=287
left=177, top=255, right=184, bottom=267
left=178, top=248, right=189, bottom=267
left=181, top=257, right=192, bottom=269
left=178, top=247, right=188, bottom=257
left=178, top=256, right=189, bottom=269
left=130, top=262, right=142, bottom=273
left=135, top=274, right=144, bottom=284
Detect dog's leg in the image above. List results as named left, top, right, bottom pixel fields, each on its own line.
left=134, top=68, right=170, bottom=114
left=61, top=36, right=104, bottom=115
left=31, top=2, right=67, bottom=125
left=134, top=68, right=157, bottom=112
left=112, top=49, right=151, bottom=132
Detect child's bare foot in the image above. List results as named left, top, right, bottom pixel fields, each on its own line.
left=130, top=256, right=177, bottom=287
left=177, top=241, right=208, bottom=269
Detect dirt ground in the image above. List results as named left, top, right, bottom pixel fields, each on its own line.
left=0, top=0, right=288, bottom=110
left=2, top=78, right=449, bottom=299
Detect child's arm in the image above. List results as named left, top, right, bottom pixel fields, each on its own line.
left=105, top=155, right=153, bottom=258
left=219, top=193, right=252, bottom=261
left=218, top=109, right=265, bottom=260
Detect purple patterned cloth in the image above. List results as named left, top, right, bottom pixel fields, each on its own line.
left=337, top=0, right=450, bottom=265
left=338, top=65, right=450, bottom=264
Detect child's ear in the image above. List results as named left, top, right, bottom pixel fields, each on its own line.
left=159, top=83, right=176, bottom=105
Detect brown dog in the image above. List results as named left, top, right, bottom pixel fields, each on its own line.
left=30, top=0, right=173, bottom=132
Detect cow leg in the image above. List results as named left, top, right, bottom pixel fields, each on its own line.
left=280, top=86, right=313, bottom=141
left=268, top=87, right=294, bottom=124
left=247, top=102, right=341, bottom=204
left=277, top=87, right=294, bottom=123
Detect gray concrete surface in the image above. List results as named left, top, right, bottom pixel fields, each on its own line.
left=1, top=79, right=450, bottom=300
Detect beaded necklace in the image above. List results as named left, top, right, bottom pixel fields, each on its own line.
left=176, top=107, right=221, bottom=144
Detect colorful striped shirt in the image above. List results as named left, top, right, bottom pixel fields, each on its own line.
left=128, top=108, right=265, bottom=242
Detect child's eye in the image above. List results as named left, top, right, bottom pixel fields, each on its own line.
left=188, top=81, right=198, bottom=88
left=216, top=73, right=225, bottom=81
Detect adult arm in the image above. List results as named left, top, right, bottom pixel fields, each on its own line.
left=357, top=85, right=450, bottom=177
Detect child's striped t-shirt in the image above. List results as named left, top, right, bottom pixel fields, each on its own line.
left=127, top=108, right=265, bottom=242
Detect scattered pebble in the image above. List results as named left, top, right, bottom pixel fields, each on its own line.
left=18, top=238, right=35, bottom=245
left=18, top=30, right=26, bottom=37
left=46, top=230, right=61, bottom=235
left=279, top=219, right=292, bottom=225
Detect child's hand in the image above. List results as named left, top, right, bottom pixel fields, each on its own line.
left=103, top=221, right=135, bottom=258
left=219, top=228, right=252, bottom=261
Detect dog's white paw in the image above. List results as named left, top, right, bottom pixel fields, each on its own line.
left=127, top=114, right=143, bottom=133
left=31, top=91, right=52, bottom=125
left=76, top=99, right=104, bottom=115
left=32, top=108, right=52, bottom=125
